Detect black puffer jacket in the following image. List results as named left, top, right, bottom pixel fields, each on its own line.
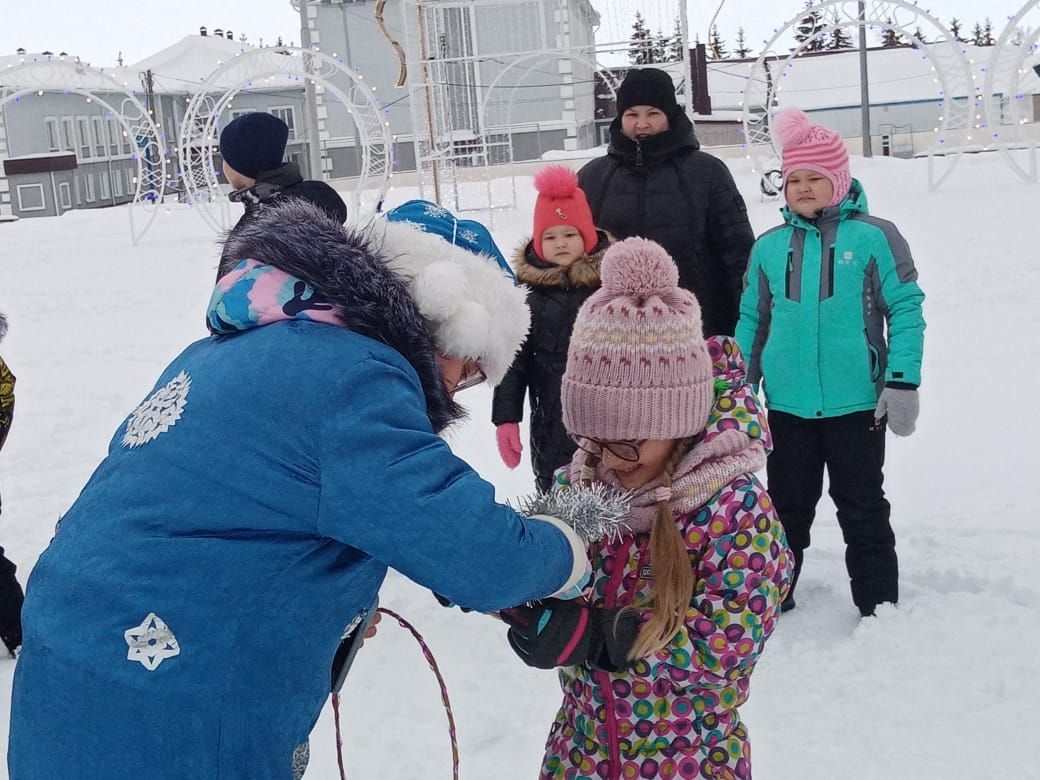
left=577, top=113, right=753, bottom=336
left=492, top=231, right=609, bottom=492
left=218, top=162, right=348, bottom=279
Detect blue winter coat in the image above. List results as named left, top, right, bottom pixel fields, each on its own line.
left=9, top=202, right=578, bottom=778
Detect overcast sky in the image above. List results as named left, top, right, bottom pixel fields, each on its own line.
left=0, top=1, right=1029, bottom=68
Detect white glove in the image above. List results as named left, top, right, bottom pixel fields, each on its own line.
left=875, top=386, right=919, bottom=437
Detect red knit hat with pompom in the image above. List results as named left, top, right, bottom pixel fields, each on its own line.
left=773, top=108, right=851, bottom=207
left=532, top=164, right=598, bottom=260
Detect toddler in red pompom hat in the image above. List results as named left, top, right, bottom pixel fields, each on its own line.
left=491, top=164, right=612, bottom=492
left=736, top=106, right=927, bottom=617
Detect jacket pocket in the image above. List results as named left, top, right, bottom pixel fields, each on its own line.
left=864, top=330, right=881, bottom=382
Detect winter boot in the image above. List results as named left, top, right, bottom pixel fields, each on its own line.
left=780, top=547, right=803, bottom=614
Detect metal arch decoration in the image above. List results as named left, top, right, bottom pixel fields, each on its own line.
left=177, top=46, right=393, bottom=233
left=478, top=50, right=622, bottom=133
left=982, top=1, right=1040, bottom=183
left=739, top=1, right=977, bottom=191
left=0, top=54, right=167, bottom=244
left=454, top=50, right=623, bottom=214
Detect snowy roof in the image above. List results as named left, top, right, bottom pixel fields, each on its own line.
left=0, top=53, right=133, bottom=92
left=125, top=35, right=260, bottom=94
left=0, top=36, right=306, bottom=96
left=707, top=43, right=1040, bottom=112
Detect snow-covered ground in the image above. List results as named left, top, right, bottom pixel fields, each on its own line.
left=1, top=149, right=1037, bottom=778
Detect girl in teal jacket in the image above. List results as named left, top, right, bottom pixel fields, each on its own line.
left=736, top=108, right=925, bottom=617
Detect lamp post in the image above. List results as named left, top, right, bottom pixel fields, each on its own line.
left=296, top=0, right=325, bottom=179
left=858, top=0, right=873, bottom=157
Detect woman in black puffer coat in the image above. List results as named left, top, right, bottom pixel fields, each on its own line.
left=578, top=68, right=754, bottom=336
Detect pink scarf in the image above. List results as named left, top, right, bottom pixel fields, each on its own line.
left=571, top=431, right=766, bottom=533
left=566, top=336, right=770, bottom=533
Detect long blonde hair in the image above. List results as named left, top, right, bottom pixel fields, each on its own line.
left=626, top=438, right=695, bottom=660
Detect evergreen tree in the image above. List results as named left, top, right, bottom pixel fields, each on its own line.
left=971, top=22, right=985, bottom=46
left=629, top=11, right=654, bottom=65
left=653, top=29, right=669, bottom=62
left=827, top=26, right=854, bottom=50
left=735, top=26, right=751, bottom=58
left=949, top=18, right=964, bottom=42
left=982, top=17, right=996, bottom=45
left=912, top=26, right=928, bottom=44
left=670, top=17, right=686, bottom=62
left=880, top=19, right=908, bottom=48
left=709, top=25, right=728, bottom=60
left=794, top=2, right=827, bottom=52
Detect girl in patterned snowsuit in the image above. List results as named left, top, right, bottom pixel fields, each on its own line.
left=503, top=238, right=792, bottom=779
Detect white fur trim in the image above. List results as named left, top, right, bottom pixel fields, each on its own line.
left=531, top=514, right=591, bottom=598
left=369, top=220, right=530, bottom=384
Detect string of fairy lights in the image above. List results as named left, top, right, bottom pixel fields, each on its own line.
left=735, top=0, right=1040, bottom=190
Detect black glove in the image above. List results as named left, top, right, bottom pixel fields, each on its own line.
left=0, top=548, right=24, bottom=657
left=432, top=592, right=472, bottom=613
left=500, top=598, right=638, bottom=671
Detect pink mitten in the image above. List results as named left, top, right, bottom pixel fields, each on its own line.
left=495, top=423, right=523, bottom=469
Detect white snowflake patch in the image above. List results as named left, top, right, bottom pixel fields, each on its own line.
left=458, top=228, right=479, bottom=245
left=125, top=612, right=181, bottom=671
left=122, top=370, right=191, bottom=448
left=423, top=203, right=449, bottom=218
left=397, top=218, right=428, bottom=232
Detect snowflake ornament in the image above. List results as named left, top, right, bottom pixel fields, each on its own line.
left=122, top=371, right=191, bottom=448
left=125, top=612, right=181, bottom=671
left=458, top=228, right=479, bottom=245
left=423, top=203, right=450, bottom=218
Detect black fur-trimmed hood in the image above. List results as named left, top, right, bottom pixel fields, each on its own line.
left=219, top=199, right=462, bottom=433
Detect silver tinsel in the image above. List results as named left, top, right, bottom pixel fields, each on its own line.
left=513, top=484, right=632, bottom=544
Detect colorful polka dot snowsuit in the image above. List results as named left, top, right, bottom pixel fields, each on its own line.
left=541, top=339, right=792, bottom=779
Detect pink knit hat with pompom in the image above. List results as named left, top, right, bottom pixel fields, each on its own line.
left=773, top=107, right=851, bottom=207
left=561, top=237, right=714, bottom=441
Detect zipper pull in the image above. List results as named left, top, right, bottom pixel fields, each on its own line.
left=635, top=140, right=643, bottom=168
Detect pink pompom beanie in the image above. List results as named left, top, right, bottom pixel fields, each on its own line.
left=561, top=237, right=714, bottom=441
left=773, top=107, right=851, bottom=207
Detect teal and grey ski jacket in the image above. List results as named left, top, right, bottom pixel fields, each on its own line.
left=735, top=179, right=925, bottom=419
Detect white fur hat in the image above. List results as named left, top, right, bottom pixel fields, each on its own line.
left=368, top=201, right=530, bottom=385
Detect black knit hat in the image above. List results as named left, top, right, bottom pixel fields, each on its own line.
left=219, top=112, right=289, bottom=178
left=616, top=68, right=680, bottom=117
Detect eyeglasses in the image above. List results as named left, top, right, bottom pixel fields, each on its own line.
left=570, top=434, right=647, bottom=463
left=451, top=363, right=486, bottom=393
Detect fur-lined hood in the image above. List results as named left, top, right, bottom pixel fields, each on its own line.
left=364, top=216, right=530, bottom=386
left=513, top=230, right=612, bottom=290
left=219, top=199, right=461, bottom=433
